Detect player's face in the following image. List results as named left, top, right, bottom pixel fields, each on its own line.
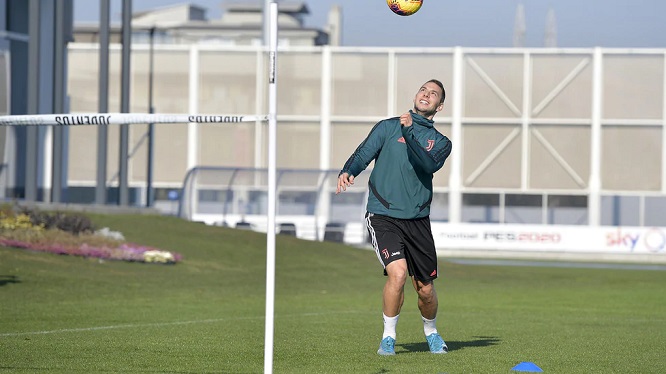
left=413, top=82, right=444, bottom=119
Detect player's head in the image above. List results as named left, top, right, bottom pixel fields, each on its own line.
left=426, top=79, right=446, bottom=104
left=413, top=79, right=446, bottom=119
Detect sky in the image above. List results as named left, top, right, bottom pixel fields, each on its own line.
left=73, top=0, right=666, bottom=48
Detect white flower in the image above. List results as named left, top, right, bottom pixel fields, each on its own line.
left=95, top=227, right=125, bottom=241
left=143, top=250, right=175, bottom=263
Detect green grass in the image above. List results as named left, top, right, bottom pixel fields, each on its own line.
left=1, top=213, right=665, bottom=373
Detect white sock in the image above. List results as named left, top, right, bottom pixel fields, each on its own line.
left=422, top=315, right=438, bottom=336
left=382, top=313, right=399, bottom=339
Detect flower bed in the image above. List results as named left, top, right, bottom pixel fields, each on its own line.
left=0, top=237, right=182, bottom=264
left=0, top=206, right=182, bottom=264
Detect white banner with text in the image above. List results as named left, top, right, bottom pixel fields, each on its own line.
left=432, top=223, right=666, bottom=255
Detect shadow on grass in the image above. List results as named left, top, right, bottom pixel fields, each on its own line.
left=397, top=335, right=500, bottom=354
left=0, top=275, right=20, bottom=286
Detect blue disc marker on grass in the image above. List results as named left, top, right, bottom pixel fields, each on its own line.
left=511, top=362, right=543, bottom=372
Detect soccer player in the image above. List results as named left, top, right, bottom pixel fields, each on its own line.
left=336, top=79, right=452, bottom=355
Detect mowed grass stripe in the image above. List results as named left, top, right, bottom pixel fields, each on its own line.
left=0, top=310, right=371, bottom=337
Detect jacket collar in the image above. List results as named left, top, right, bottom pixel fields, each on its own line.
left=409, top=110, right=434, bottom=128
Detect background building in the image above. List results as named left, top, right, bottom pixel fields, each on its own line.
left=1, top=1, right=666, bottom=255
left=0, top=0, right=73, bottom=203
left=73, top=2, right=337, bottom=46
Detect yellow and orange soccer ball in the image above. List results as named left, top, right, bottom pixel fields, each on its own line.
left=387, top=0, right=423, bottom=16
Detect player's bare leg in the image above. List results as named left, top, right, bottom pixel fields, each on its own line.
left=412, top=277, right=437, bottom=319
left=377, top=259, right=408, bottom=355
left=383, top=260, right=408, bottom=316
left=413, top=277, right=448, bottom=354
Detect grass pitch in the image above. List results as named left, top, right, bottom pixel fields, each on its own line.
left=1, top=214, right=665, bottom=373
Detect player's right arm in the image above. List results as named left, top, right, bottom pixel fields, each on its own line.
left=336, top=120, right=387, bottom=194
left=336, top=172, right=354, bottom=194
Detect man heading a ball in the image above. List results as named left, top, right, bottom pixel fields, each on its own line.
left=336, top=79, right=452, bottom=355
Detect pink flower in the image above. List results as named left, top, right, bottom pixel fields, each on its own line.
left=0, top=237, right=182, bottom=264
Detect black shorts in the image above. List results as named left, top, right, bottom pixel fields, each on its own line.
left=365, top=212, right=439, bottom=283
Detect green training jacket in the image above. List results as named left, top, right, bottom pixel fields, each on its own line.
left=339, top=110, right=452, bottom=219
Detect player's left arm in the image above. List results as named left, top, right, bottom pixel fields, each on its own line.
left=401, top=126, right=452, bottom=174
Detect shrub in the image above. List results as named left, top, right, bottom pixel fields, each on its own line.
left=20, top=208, right=96, bottom=235
left=0, top=212, right=41, bottom=231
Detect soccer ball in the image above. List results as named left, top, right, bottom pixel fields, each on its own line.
left=387, top=0, right=423, bottom=16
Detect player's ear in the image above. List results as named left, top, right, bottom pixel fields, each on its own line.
left=436, top=102, right=444, bottom=112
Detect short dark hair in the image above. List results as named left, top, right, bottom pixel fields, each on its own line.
left=426, top=79, right=446, bottom=104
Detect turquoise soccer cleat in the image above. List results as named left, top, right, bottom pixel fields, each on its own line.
left=377, top=336, right=396, bottom=355
left=425, top=333, right=448, bottom=354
